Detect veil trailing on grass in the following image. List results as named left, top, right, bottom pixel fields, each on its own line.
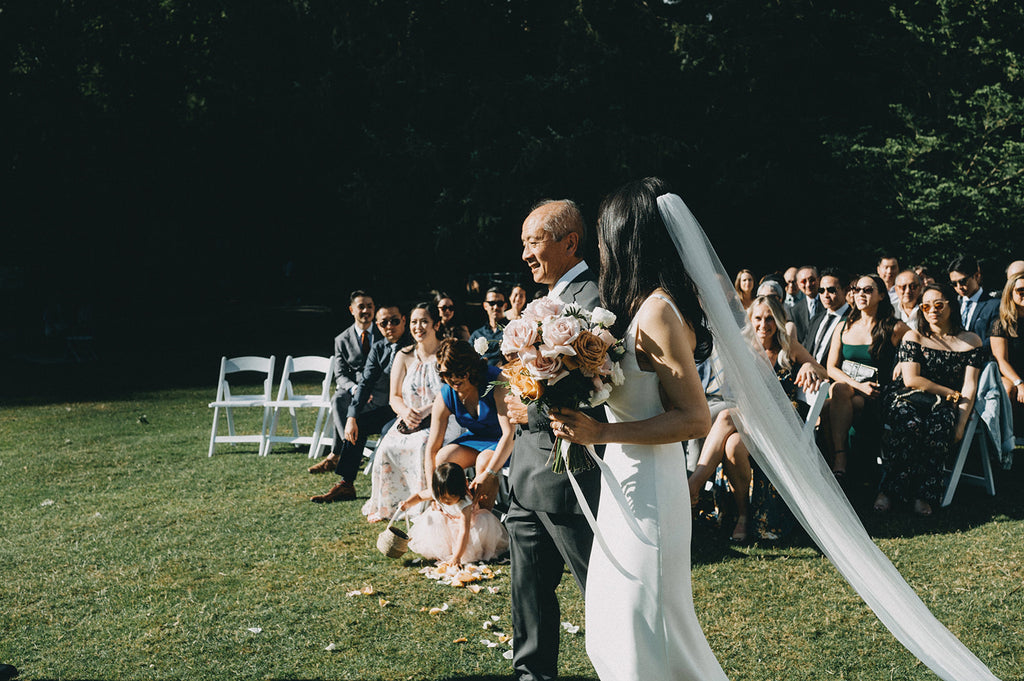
left=657, top=193, right=1000, bottom=681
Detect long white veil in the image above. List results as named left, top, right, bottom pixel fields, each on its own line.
left=657, top=193, right=1000, bottom=681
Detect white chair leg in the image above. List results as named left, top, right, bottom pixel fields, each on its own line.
left=209, top=406, right=220, bottom=457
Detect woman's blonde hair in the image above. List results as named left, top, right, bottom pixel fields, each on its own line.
left=998, top=272, right=1024, bottom=338
left=749, top=295, right=793, bottom=371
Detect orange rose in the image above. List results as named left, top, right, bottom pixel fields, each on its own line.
left=571, top=330, right=608, bottom=375
left=502, top=359, right=544, bottom=401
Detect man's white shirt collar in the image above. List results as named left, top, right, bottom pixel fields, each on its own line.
left=548, top=260, right=590, bottom=300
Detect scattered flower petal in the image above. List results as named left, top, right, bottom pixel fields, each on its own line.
left=346, top=590, right=362, bottom=597
left=467, top=584, right=482, bottom=593
left=483, top=621, right=494, bottom=630
left=498, top=634, right=511, bottom=643
left=561, top=622, right=580, bottom=634
left=325, top=643, right=336, bottom=652
left=247, top=627, right=262, bottom=634
left=378, top=598, right=389, bottom=608
left=480, top=639, right=498, bottom=648
left=490, top=615, right=501, bottom=621
left=361, top=585, right=375, bottom=595
left=487, top=586, right=500, bottom=594
left=40, top=499, right=55, bottom=507
left=503, top=650, right=514, bottom=660
left=453, top=637, right=468, bottom=644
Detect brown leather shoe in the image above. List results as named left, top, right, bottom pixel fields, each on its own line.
left=311, top=480, right=355, bottom=503
left=308, top=453, right=339, bottom=474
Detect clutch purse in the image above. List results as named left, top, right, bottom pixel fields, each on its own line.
left=395, top=414, right=431, bottom=435
left=841, top=359, right=878, bottom=383
left=893, top=388, right=943, bottom=412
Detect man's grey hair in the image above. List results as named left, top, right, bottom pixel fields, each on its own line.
left=531, top=199, right=586, bottom=253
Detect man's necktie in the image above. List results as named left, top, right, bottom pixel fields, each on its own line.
left=814, top=312, right=834, bottom=359
left=360, top=330, right=369, bottom=357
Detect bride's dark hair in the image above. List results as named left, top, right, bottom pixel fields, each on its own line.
left=597, top=177, right=713, bottom=363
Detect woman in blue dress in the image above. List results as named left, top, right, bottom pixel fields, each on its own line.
left=424, top=339, right=514, bottom=510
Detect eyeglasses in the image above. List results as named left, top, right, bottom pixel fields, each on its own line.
left=920, top=300, right=948, bottom=313
left=949, top=276, right=972, bottom=289
left=895, top=283, right=920, bottom=291
left=438, top=304, right=455, bottom=311
left=851, top=286, right=876, bottom=294
left=378, top=316, right=403, bottom=327
left=483, top=300, right=505, bottom=307
left=817, top=286, right=839, bottom=295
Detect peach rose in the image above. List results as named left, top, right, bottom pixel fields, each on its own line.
left=525, top=353, right=568, bottom=385
left=540, top=315, right=581, bottom=357
left=571, top=330, right=609, bottom=375
left=502, top=359, right=543, bottom=401
left=522, top=297, right=564, bottom=323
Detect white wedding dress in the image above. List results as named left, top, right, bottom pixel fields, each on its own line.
left=584, top=293, right=728, bottom=681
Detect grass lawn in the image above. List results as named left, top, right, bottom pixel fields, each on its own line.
left=2, top=380, right=1023, bottom=680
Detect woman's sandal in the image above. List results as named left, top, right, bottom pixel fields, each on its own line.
left=873, top=493, right=892, bottom=513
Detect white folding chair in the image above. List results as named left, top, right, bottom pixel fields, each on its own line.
left=796, top=381, right=830, bottom=442
left=208, top=355, right=275, bottom=457
left=941, top=408, right=996, bottom=507
left=262, top=355, right=336, bottom=456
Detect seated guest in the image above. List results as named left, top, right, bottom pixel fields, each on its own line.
left=504, top=284, right=527, bottom=321
left=1007, top=260, right=1024, bottom=281
left=789, top=266, right=824, bottom=344
left=948, top=255, right=1000, bottom=352
left=892, top=270, right=924, bottom=329
left=310, top=290, right=378, bottom=473
left=877, top=256, right=900, bottom=306
left=783, top=266, right=803, bottom=308
left=825, top=274, right=909, bottom=479
left=757, top=279, right=799, bottom=340
left=877, top=284, right=983, bottom=516
left=734, top=268, right=756, bottom=310
left=806, top=268, right=851, bottom=364
left=436, top=294, right=471, bottom=341
left=687, top=295, right=827, bottom=542
left=469, top=287, right=507, bottom=366
left=991, top=272, right=1024, bottom=431
left=426, top=339, right=514, bottom=510
left=913, top=264, right=936, bottom=287
left=310, top=304, right=411, bottom=503
left=362, top=303, right=462, bottom=522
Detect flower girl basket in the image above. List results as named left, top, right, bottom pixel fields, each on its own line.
left=376, top=509, right=411, bottom=559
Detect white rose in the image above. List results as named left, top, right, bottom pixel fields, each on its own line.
left=588, top=385, right=612, bottom=407
left=590, top=307, right=617, bottom=328
left=610, top=361, right=625, bottom=386
left=473, top=337, right=490, bottom=355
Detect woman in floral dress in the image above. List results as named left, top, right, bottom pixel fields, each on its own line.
left=362, top=303, right=462, bottom=522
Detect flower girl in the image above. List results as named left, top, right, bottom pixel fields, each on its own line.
left=399, top=462, right=508, bottom=566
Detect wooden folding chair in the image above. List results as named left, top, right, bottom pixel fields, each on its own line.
left=208, top=356, right=275, bottom=457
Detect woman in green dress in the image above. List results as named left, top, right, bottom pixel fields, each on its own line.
left=826, top=274, right=909, bottom=479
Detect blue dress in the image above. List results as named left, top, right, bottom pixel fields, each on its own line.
left=441, top=364, right=503, bottom=453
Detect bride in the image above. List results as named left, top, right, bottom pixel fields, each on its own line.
left=550, top=177, right=728, bottom=680
left=550, top=178, right=1000, bottom=681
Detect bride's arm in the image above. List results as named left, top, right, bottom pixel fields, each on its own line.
left=551, top=296, right=711, bottom=445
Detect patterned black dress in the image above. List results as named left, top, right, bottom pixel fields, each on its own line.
left=880, top=340, right=984, bottom=504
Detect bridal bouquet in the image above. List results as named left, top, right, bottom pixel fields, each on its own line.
left=497, top=297, right=625, bottom=473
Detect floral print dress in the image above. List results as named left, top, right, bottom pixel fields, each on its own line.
left=879, top=340, right=984, bottom=505
left=362, top=354, right=462, bottom=521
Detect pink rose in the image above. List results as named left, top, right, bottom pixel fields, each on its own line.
left=501, top=318, right=538, bottom=355
left=522, top=297, right=564, bottom=323
left=525, top=353, right=568, bottom=384
left=540, top=316, right=581, bottom=357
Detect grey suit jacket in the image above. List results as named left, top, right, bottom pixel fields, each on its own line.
left=508, top=269, right=602, bottom=515
left=334, top=323, right=378, bottom=392
left=787, top=296, right=824, bottom=345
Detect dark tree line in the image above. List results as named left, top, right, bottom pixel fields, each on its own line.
left=3, top=0, right=1022, bottom=341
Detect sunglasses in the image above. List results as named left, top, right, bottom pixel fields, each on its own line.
left=817, top=286, right=839, bottom=295
left=949, top=277, right=972, bottom=289
left=438, top=369, right=468, bottom=380
left=377, top=316, right=403, bottom=327
left=896, top=283, right=920, bottom=291
left=851, top=286, right=876, bottom=294
left=483, top=300, right=504, bottom=307
left=920, top=301, right=948, bottom=313
left=438, top=304, right=455, bottom=311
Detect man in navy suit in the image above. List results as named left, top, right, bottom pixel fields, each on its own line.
left=503, top=199, right=601, bottom=681
left=308, top=290, right=379, bottom=474
left=948, top=255, right=1000, bottom=353
left=310, top=304, right=410, bottom=502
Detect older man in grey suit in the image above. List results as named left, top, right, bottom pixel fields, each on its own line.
left=504, top=199, right=601, bottom=681
left=309, top=290, right=379, bottom=474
